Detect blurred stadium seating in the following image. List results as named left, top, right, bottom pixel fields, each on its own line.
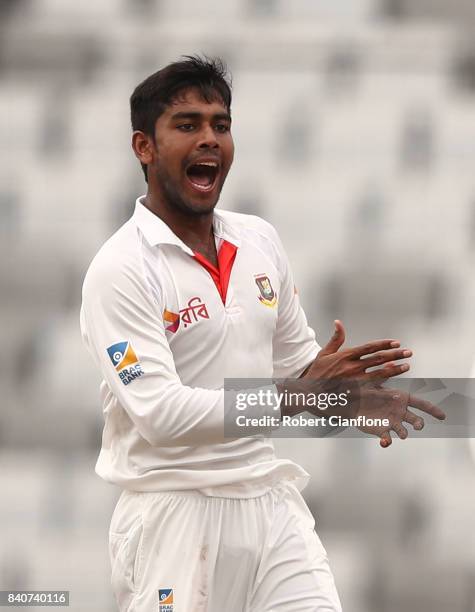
left=0, top=1, right=474, bottom=610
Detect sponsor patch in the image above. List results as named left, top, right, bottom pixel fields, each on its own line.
left=159, top=588, right=173, bottom=610
left=163, top=309, right=180, bottom=333
left=163, top=297, right=209, bottom=334
left=106, top=341, right=144, bottom=386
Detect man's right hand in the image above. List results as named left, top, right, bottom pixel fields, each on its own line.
left=298, top=320, right=446, bottom=447
left=351, top=385, right=445, bottom=447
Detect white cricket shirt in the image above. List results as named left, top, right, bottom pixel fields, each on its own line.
left=80, top=197, right=320, bottom=497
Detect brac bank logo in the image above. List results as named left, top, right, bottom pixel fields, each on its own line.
left=106, top=341, right=144, bottom=386
left=159, top=588, right=173, bottom=610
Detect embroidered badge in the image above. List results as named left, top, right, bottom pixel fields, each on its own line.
left=255, top=274, right=278, bottom=308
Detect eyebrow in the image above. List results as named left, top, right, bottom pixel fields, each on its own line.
left=170, top=111, right=232, bottom=122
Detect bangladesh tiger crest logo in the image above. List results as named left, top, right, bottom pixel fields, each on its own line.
left=255, top=274, right=277, bottom=308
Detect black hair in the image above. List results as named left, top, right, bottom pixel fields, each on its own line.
left=130, top=55, right=232, bottom=182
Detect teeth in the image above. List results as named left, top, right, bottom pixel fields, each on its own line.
left=195, top=161, right=218, bottom=167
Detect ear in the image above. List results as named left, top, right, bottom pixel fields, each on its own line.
left=131, top=130, right=155, bottom=166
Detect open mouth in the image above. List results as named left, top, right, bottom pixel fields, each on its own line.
left=185, top=161, right=219, bottom=193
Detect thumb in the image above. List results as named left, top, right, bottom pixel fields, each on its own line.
left=319, top=320, right=345, bottom=356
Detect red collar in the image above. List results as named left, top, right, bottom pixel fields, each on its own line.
left=193, top=240, right=238, bottom=304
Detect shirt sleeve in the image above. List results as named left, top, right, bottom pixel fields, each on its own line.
left=269, top=226, right=321, bottom=378
left=80, top=254, right=278, bottom=447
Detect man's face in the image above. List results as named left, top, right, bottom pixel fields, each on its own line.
left=149, top=87, right=234, bottom=216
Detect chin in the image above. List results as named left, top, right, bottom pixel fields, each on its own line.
left=180, top=187, right=222, bottom=216
left=184, top=199, right=218, bottom=216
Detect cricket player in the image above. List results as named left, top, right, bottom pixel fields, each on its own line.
left=80, top=56, right=445, bottom=611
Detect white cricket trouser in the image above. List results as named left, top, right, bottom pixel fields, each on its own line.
left=109, top=484, right=342, bottom=611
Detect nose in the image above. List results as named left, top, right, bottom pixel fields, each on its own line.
left=197, top=124, right=218, bottom=149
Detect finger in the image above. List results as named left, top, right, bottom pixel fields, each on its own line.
left=363, top=362, right=410, bottom=382
left=380, top=431, right=392, bottom=448
left=318, top=320, right=346, bottom=356
left=350, top=339, right=401, bottom=360
left=408, top=394, right=446, bottom=420
left=360, top=348, right=412, bottom=370
left=392, top=422, right=408, bottom=440
left=403, top=410, right=424, bottom=430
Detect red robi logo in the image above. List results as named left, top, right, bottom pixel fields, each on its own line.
left=163, top=297, right=209, bottom=333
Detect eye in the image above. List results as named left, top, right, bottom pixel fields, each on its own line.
left=177, top=124, right=195, bottom=132
left=215, top=123, right=230, bottom=133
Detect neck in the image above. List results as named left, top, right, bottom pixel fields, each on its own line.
left=144, top=187, right=215, bottom=254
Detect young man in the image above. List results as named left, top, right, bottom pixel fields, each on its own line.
left=80, top=56, right=444, bottom=611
